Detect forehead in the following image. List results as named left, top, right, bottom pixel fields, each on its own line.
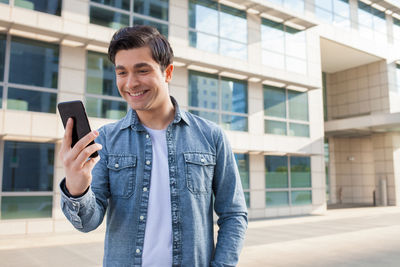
left=114, top=46, right=158, bottom=67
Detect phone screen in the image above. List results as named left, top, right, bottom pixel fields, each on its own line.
left=57, top=100, right=99, bottom=158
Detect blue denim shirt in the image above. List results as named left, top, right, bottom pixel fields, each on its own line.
left=60, top=98, right=248, bottom=267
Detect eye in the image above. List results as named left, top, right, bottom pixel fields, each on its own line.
left=117, top=71, right=126, bottom=76
left=138, top=69, right=150, bottom=74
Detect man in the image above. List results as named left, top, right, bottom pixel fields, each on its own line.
left=59, top=25, right=247, bottom=267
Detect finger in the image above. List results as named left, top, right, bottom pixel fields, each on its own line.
left=76, top=143, right=103, bottom=167
left=83, top=155, right=101, bottom=172
left=70, top=130, right=99, bottom=158
left=60, top=118, right=73, bottom=157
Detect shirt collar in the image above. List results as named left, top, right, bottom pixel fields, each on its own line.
left=120, top=96, right=190, bottom=130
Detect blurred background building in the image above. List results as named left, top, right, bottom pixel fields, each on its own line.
left=0, top=0, right=399, bottom=235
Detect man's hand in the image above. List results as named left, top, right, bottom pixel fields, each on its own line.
left=59, top=118, right=103, bottom=196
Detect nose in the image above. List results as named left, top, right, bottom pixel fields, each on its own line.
left=126, top=73, right=139, bottom=89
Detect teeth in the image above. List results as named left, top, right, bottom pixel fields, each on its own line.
left=129, top=91, right=145, bottom=97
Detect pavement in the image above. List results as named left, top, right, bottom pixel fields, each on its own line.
left=1, top=206, right=400, bottom=266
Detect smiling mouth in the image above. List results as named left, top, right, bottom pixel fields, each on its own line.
left=128, top=90, right=147, bottom=97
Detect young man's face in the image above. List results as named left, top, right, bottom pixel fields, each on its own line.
left=114, top=46, right=173, bottom=113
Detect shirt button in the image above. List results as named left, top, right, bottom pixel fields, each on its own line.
left=200, top=158, right=205, bottom=163
left=114, top=163, right=119, bottom=168
left=140, top=215, right=144, bottom=220
left=146, top=134, right=149, bottom=139
left=136, top=249, right=141, bottom=254
left=146, top=160, right=151, bottom=165
left=143, top=187, right=148, bottom=192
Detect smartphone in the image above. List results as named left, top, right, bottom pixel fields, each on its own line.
left=57, top=100, right=99, bottom=158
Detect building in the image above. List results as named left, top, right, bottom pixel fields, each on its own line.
left=0, top=0, right=398, bottom=235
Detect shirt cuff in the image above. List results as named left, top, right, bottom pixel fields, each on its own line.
left=60, top=178, right=89, bottom=198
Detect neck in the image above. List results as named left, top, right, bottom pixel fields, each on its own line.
left=136, top=99, right=175, bottom=130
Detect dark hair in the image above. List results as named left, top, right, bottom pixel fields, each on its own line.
left=108, top=25, right=174, bottom=71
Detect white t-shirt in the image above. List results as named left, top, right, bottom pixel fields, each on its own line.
left=142, top=126, right=172, bottom=267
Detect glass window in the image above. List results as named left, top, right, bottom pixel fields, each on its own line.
left=85, top=97, right=127, bottom=119
left=90, top=5, right=129, bottom=30
left=235, top=153, right=249, bottom=208
left=266, top=191, right=289, bottom=206
left=265, top=120, right=287, bottom=135
left=265, top=155, right=312, bottom=207
left=0, top=0, right=9, bottom=4
left=264, top=86, right=286, bottom=118
left=289, top=123, right=309, bottom=137
left=221, top=78, right=247, bottom=114
left=264, top=85, right=309, bottom=137
left=87, top=51, right=118, bottom=97
left=288, top=91, right=308, bottom=121
left=2, top=141, right=54, bottom=192
left=261, top=18, right=307, bottom=73
left=0, top=34, right=5, bottom=82
left=134, top=0, right=169, bottom=21
left=91, top=0, right=130, bottom=10
left=189, top=70, right=248, bottom=131
left=315, top=0, right=350, bottom=27
left=235, top=154, right=249, bottom=189
left=1, top=196, right=53, bottom=219
left=357, top=1, right=387, bottom=42
left=189, top=0, right=247, bottom=60
left=291, top=190, right=312, bottom=205
left=285, top=26, right=306, bottom=59
left=133, top=17, right=169, bottom=38
left=14, top=0, right=62, bottom=16
left=9, top=37, right=59, bottom=89
left=265, top=156, right=288, bottom=188
left=89, top=0, right=169, bottom=35
left=188, top=109, right=219, bottom=124
left=290, top=157, right=311, bottom=187
left=7, top=88, right=57, bottom=113
left=189, top=31, right=218, bottom=54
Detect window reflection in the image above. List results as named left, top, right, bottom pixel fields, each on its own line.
left=7, top=88, right=57, bottom=113
left=189, top=0, right=247, bottom=60
left=189, top=71, right=248, bottom=131
left=265, top=155, right=312, bottom=206
left=134, top=0, right=169, bottom=21
left=357, top=1, right=387, bottom=42
left=2, top=141, right=54, bottom=192
left=315, top=0, right=350, bottom=28
left=133, top=17, right=169, bottom=38
left=15, top=0, right=62, bottom=16
left=86, top=97, right=127, bottom=119
left=261, top=18, right=307, bottom=73
left=264, top=85, right=309, bottom=137
left=90, top=5, right=129, bottom=29
left=10, top=37, right=59, bottom=89
left=87, top=51, right=119, bottom=97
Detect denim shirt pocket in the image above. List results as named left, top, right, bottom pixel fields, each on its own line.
left=107, top=154, right=137, bottom=198
left=184, top=152, right=216, bottom=195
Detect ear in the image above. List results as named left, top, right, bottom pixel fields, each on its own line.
left=164, top=64, right=174, bottom=83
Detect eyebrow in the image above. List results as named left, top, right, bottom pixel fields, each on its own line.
left=115, top=62, right=152, bottom=70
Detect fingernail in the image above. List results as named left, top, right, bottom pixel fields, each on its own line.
left=93, top=130, right=99, bottom=136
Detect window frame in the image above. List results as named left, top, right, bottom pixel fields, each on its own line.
left=188, top=0, right=248, bottom=60
left=0, top=140, right=55, bottom=220
left=85, top=50, right=128, bottom=120
left=188, top=70, right=249, bottom=132
left=89, top=0, right=169, bottom=36
left=265, top=155, right=312, bottom=207
left=0, top=33, right=59, bottom=114
left=263, top=85, right=310, bottom=137
left=261, top=18, right=308, bottom=74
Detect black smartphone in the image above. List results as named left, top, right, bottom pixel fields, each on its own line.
left=57, top=100, right=99, bottom=158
